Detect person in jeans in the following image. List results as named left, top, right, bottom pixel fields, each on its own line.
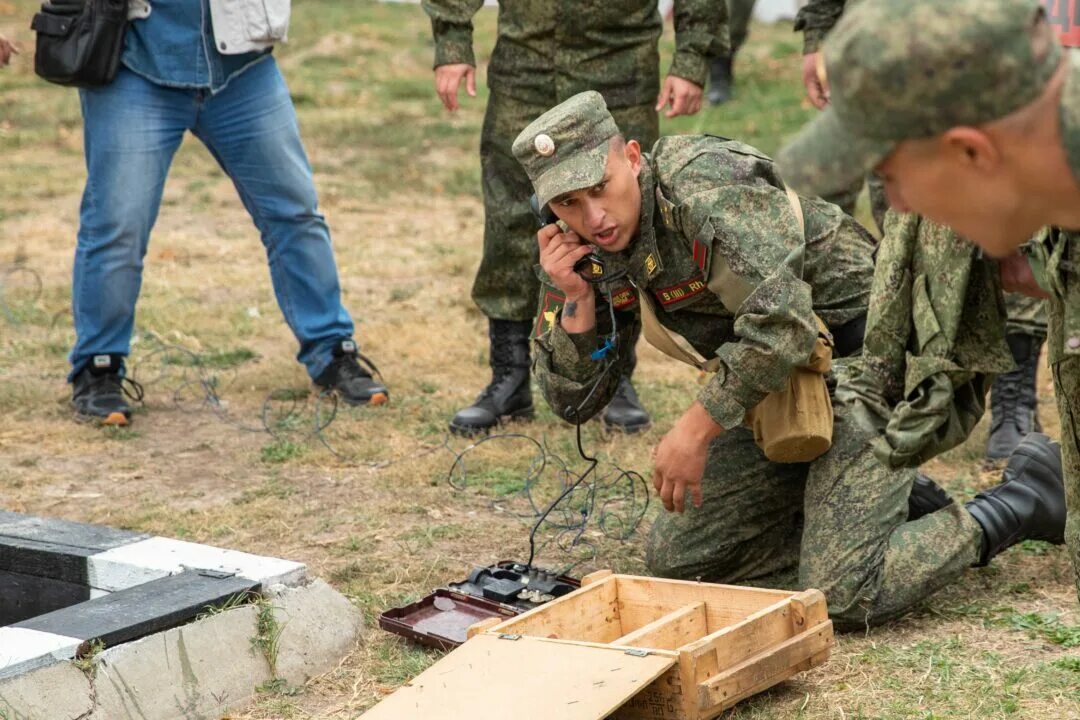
left=69, top=0, right=388, bottom=426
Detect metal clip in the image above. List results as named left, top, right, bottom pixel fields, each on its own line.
left=498, top=634, right=522, bottom=641
left=624, top=648, right=650, bottom=657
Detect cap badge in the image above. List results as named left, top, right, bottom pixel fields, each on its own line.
left=534, top=134, right=555, bottom=157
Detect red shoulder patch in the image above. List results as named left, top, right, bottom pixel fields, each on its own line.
left=535, top=290, right=566, bottom=338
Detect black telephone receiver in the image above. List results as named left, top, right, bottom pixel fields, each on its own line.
left=529, top=194, right=606, bottom=283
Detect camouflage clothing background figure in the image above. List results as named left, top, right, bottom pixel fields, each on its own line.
left=709, top=0, right=755, bottom=105
left=423, top=0, right=726, bottom=322
left=989, top=292, right=1049, bottom=459
left=794, top=0, right=889, bottom=230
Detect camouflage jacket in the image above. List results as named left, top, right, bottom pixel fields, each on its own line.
left=534, top=135, right=875, bottom=430
left=421, top=0, right=727, bottom=108
left=793, top=0, right=847, bottom=54
left=837, top=213, right=1013, bottom=469
left=1039, top=53, right=1080, bottom=366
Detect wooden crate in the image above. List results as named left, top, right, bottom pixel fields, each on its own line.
left=471, top=570, right=834, bottom=720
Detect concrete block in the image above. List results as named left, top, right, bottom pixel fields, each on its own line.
left=0, top=662, right=92, bottom=720
left=0, top=628, right=81, bottom=680
left=87, top=537, right=307, bottom=592
left=90, top=605, right=272, bottom=720
left=268, top=579, right=363, bottom=685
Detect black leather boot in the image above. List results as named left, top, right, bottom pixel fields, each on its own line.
left=907, top=473, right=953, bottom=521
left=987, top=333, right=1045, bottom=460
left=707, top=55, right=733, bottom=105
left=601, top=376, right=652, bottom=433
left=449, top=319, right=534, bottom=436
left=966, top=432, right=1065, bottom=566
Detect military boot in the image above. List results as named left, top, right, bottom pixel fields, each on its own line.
left=908, top=473, right=954, bottom=521
left=601, top=376, right=652, bottom=433
left=707, top=56, right=734, bottom=105
left=986, top=333, right=1045, bottom=460
left=450, top=319, right=534, bottom=436
left=966, top=433, right=1065, bottom=566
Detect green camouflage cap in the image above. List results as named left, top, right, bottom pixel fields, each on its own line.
left=778, top=0, right=1062, bottom=197
left=513, top=91, right=620, bottom=207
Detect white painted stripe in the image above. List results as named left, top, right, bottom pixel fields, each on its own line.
left=87, top=537, right=307, bottom=592
left=0, top=628, right=81, bottom=680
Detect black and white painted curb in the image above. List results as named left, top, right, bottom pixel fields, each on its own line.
left=0, top=510, right=306, bottom=680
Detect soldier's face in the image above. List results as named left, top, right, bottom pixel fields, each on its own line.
left=550, top=138, right=643, bottom=253
left=876, top=132, right=1031, bottom=258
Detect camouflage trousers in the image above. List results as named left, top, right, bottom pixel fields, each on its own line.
left=1048, top=300, right=1080, bottom=600
left=473, top=92, right=659, bottom=322
left=728, top=0, right=756, bottom=53
left=646, top=400, right=982, bottom=630
left=1005, top=291, right=1048, bottom=338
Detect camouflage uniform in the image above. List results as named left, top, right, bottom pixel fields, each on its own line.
left=516, top=94, right=986, bottom=627
left=777, top=0, right=1077, bottom=599
left=728, top=0, right=756, bottom=54
left=422, top=0, right=726, bottom=321
left=1035, top=64, right=1080, bottom=592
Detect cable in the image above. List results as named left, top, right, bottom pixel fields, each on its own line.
left=7, top=262, right=650, bottom=571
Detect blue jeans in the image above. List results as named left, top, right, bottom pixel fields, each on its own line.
left=70, top=58, right=355, bottom=381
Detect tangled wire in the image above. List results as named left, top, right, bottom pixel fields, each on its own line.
left=3, top=264, right=651, bottom=571
left=445, top=430, right=650, bottom=575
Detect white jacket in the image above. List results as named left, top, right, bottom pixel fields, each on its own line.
left=127, top=0, right=290, bottom=55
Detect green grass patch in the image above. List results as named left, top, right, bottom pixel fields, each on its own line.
left=1002, top=612, right=1080, bottom=648
left=260, top=439, right=307, bottom=464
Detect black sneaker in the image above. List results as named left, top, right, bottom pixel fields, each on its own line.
left=71, top=354, right=143, bottom=426
left=314, top=340, right=389, bottom=406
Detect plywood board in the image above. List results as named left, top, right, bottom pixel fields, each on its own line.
left=363, top=634, right=675, bottom=720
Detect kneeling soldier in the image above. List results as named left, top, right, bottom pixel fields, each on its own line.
left=515, top=91, right=1067, bottom=628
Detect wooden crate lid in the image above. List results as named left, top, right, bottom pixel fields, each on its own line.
left=362, top=633, right=676, bottom=720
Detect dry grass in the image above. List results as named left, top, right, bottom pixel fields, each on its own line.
left=1, top=2, right=1078, bottom=718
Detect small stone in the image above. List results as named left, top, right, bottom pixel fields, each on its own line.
left=1069, top=337, right=1080, bottom=350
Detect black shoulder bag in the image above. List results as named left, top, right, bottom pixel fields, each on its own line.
left=30, top=0, right=128, bottom=87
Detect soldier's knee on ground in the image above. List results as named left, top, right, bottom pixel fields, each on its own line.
left=800, top=562, right=878, bottom=631
left=645, top=514, right=798, bottom=584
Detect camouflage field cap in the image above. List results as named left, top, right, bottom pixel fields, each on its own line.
left=513, top=91, right=620, bottom=207
left=777, top=0, right=1062, bottom=197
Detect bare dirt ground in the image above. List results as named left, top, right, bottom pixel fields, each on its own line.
left=1, top=2, right=1079, bottom=718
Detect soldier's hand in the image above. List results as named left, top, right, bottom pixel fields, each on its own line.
left=802, top=52, right=829, bottom=110
left=656, top=75, right=704, bottom=118
left=538, top=224, right=593, bottom=302
left=434, top=63, right=476, bottom=112
left=651, top=402, right=722, bottom=513
left=0, top=35, right=18, bottom=68
left=999, top=253, right=1051, bottom=299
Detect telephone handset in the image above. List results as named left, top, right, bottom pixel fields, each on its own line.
left=529, top=194, right=606, bottom=284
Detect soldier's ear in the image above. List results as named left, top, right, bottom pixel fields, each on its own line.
left=940, top=127, right=1000, bottom=173
left=624, top=139, right=642, bottom=176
